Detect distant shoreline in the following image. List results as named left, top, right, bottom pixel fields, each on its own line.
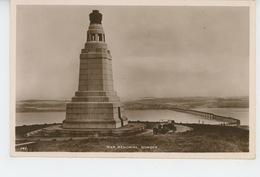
left=16, top=97, right=249, bottom=112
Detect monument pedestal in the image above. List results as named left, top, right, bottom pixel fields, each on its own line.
left=42, top=123, right=145, bottom=137
left=63, top=102, right=128, bottom=129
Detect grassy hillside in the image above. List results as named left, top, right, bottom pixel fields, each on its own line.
left=17, top=123, right=249, bottom=152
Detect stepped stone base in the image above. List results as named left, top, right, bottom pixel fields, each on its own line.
left=42, top=123, right=145, bottom=137
left=63, top=116, right=128, bottom=129
left=63, top=102, right=128, bottom=129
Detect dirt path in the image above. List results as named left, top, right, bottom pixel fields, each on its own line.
left=175, top=124, right=193, bottom=133
left=136, top=124, right=193, bottom=136
left=16, top=124, right=193, bottom=142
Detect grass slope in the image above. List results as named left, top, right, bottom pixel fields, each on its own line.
left=27, top=124, right=248, bottom=152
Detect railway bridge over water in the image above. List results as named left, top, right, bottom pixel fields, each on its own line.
left=164, top=105, right=240, bottom=126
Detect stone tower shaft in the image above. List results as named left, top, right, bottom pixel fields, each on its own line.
left=76, top=24, right=117, bottom=101
left=62, top=10, right=128, bottom=129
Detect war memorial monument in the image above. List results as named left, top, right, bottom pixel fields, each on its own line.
left=42, top=10, right=144, bottom=137
left=63, top=10, right=128, bottom=129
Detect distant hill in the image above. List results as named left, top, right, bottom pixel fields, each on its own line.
left=16, top=100, right=69, bottom=112
left=124, top=97, right=249, bottom=110
left=16, top=96, right=249, bottom=112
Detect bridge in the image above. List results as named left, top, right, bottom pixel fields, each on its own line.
left=163, top=105, right=240, bottom=126
left=125, top=103, right=241, bottom=126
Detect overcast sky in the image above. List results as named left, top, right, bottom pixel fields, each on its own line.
left=16, top=5, right=249, bottom=100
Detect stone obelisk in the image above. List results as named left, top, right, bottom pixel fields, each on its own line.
left=62, top=10, right=128, bottom=129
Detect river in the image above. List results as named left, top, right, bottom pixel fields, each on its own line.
left=15, top=108, right=249, bottom=126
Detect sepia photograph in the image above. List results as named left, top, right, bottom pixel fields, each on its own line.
left=11, top=0, right=255, bottom=158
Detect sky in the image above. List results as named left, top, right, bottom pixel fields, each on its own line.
left=16, top=5, right=249, bottom=100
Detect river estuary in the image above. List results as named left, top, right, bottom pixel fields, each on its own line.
left=16, top=108, right=249, bottom=126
